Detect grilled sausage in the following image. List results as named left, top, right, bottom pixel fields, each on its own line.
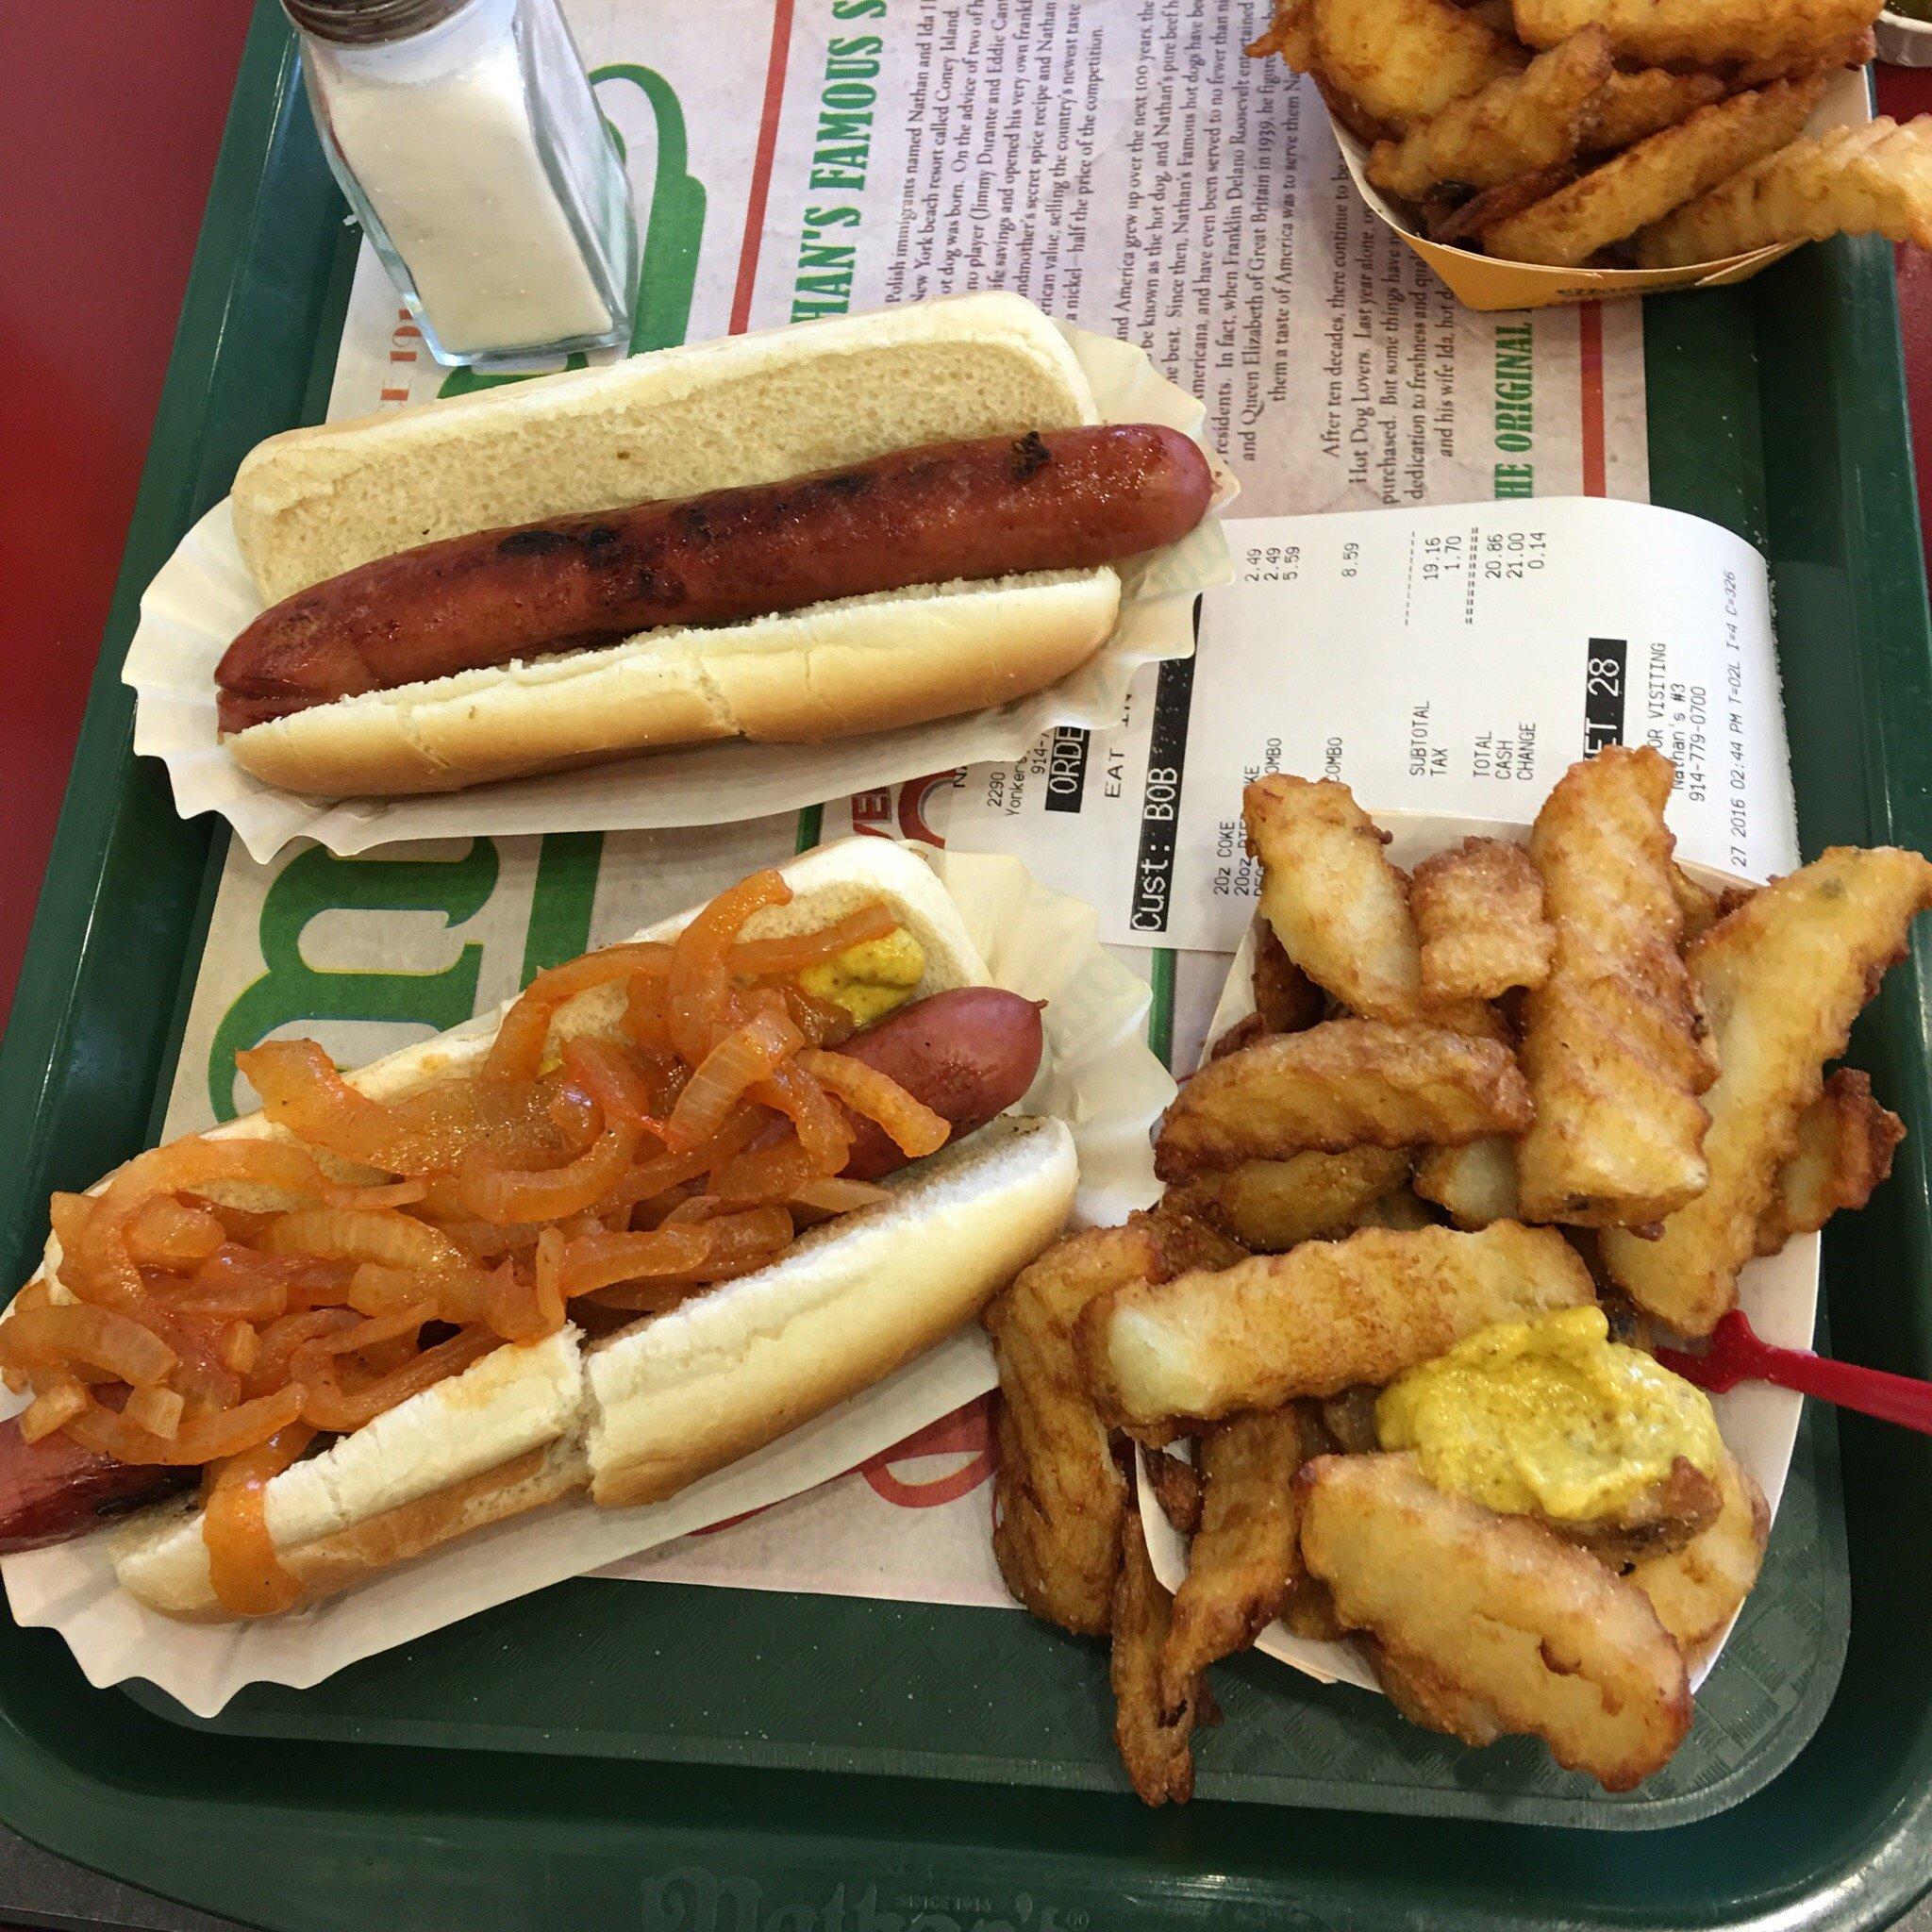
left=216, top=425, right=1215, bottom=731
left=836, top=987, right=1045, bottom=1181
left=0, top=1420, right=192, bottom=1556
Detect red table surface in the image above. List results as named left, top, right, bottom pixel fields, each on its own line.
left=1887, top=66, right=1932, bottom=461
left=0, top=2, right=253, bottom=1029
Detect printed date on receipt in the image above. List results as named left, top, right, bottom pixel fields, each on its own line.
left=907, top=496, right=1797, bottom=954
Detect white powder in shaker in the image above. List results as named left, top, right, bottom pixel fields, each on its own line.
left=315, top=0, right=615, bottom=356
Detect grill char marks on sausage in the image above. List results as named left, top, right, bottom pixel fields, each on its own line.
left=0, top=1421, right=192, bottom=1555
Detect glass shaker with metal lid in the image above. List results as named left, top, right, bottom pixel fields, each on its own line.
left=282, top=0, right=639, bottom=366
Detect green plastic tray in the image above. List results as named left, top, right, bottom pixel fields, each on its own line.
left=4, top=7, right=1932, bottom=1925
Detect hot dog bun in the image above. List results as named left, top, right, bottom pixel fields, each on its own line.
left=113, top=1117, right=1074, bottom=1619
left=233, top=295, right=1101, bottom=598
left=221, top=571, right=1122, bottom=798
left=27, top=841, right=1077, bottom=1619
left=111, top=1339, right=591, bottom=1624
left=223, top=294, right=1135, bottom=798
left=588, top=1112, right=1077, bottom=1508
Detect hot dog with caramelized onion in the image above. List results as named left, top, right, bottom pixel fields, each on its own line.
left=0, top=841, right=1078, bottom=1616
left=215, top=293, right=1222, bottom=798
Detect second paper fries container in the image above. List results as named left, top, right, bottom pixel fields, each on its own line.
left=1319, top=68, right=1866, bottom=313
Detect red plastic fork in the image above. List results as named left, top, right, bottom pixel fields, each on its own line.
left=1655, top=1309, right=1932, bottom=1435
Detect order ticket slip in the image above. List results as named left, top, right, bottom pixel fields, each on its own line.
left=924, top=496, right=1797, bottom=954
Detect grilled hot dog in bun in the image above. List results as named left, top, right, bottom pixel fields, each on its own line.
left=217, top=294, right=1216, bottom=797
left=0, top=841, right=1078, bottom=1621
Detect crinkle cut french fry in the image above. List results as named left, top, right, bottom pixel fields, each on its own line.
left=1542, top=1455, right=1724, bottom=1567
left=1253, top=924, right=1326, bottom=1033
left=1625, top=1450, right=1769, bottom=1660
left=1348, top=1187, right=1439, bottom=1230
left=1246, top=0, right=1317, bottom=67
left=1755, top=1068, right=1905, bottom=1256
left=1141, top=1199, right=1255, bottom=1277
left=1373, top=1642, right=1506, bottom=1747
left=1145, top=1445, right=1205, bottom=1536
left=1169, top=1146, right=1411, bottom=1252
left=986, top=1223, right=1162, bottom=1636
left=1242, top=776, right=1499, bottom=1034
left=1515, top=745, right=1716, bottom=1228
left=1637, top=117, right=1932, bottom=268
left=1730, top=23, right=1875, bottom=85
left=1155, top=1020, right=1531, bottom=1181
left=1513, top=0, right=1879, bottom=68
left=1112, top=1506, right=1202, bottom=1805
left=1413, top=1134, right=1521, bottom=1228
left=1080, top=1221, right=1595, bottom=1427
left=1411, top=837, right=1555, bottom=1004
left=1299, top=1453, right=1691, bottom=1791
left=1243, top=776, right=1424, bottom=1021
left=1159, top=1406, right=1309, bottom=1713
left=1367, top=29, right=1611, bottom=201
left=1583, top=69, right=1726, bottom=156
left=1485, top=78, right=1828, bottom=268
left=1307, top=0, right=1524, bottom=132
left=1428, top=165, right=1577, bottom=244
left=1670, top=864, right=1755, bottom=945
left=1602, top=847, right=1932, bottom=1335
left=1208, top=1013, right=1269, bottom=1063
left=1247, top=0, right=1404, bottom=146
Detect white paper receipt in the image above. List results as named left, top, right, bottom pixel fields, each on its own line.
left=914, top=496, right=1797, bottom=954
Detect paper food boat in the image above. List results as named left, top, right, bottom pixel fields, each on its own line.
left=1141, top=809, right=1813, bottom=1697
left=1322, top=66, right=1869, bottom=312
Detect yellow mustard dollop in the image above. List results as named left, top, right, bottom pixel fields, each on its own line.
left=799, top=929, right=926, bottom=1026
left=1374, top=1305, right=1724, bottom=1520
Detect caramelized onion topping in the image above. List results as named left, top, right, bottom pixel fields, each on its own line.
left=203, top=1422, right=316, bottom=1617
left=799, top=1049, right=951, bottom=1158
